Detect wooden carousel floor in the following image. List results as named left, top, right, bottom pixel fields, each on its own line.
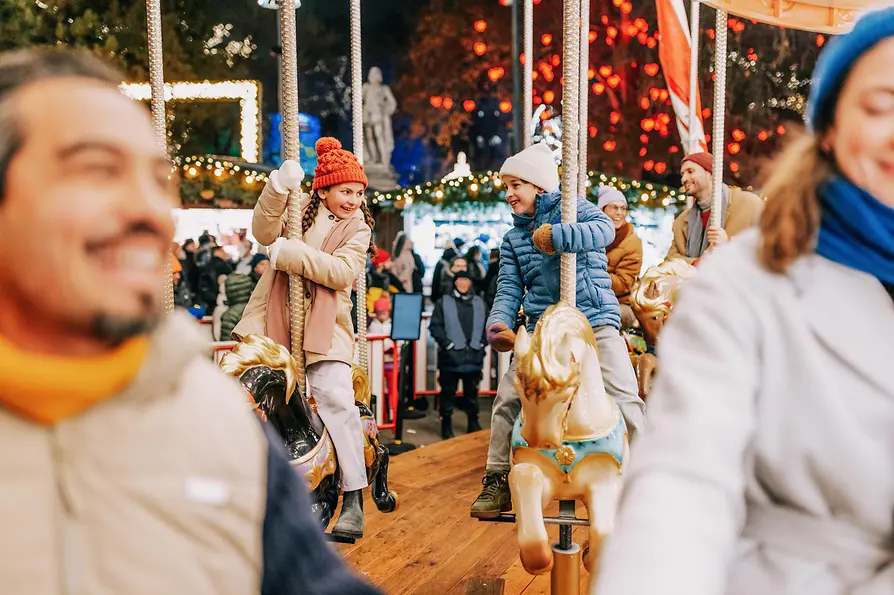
left=336, top=431, right=594, bottom=595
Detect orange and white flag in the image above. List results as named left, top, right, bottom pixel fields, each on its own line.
left=655, top=0, right=707, bottom=154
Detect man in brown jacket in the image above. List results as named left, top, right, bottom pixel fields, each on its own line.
left=665, top=152, right=763, bottom=263
left=598, top=186, right=643, bottom=327
left=0, top=47, right=379, bottom=595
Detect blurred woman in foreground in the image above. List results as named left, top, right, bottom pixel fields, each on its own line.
left=595, top=9, right=894, bottom=595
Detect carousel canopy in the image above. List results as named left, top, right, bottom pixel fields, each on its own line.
left=702, top=0, right=886, bottom=34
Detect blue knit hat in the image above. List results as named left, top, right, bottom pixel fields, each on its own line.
left=807, top=6, right=894, bottom=133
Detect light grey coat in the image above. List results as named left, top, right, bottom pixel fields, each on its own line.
left=595, top=229, right=894, bottom=595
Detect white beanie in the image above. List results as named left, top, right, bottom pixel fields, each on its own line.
left=596, top=185, right=627, bottom=210
left=499, top=143, right=560, bottom=193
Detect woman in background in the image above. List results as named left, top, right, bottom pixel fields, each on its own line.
left=596, top=10, right=894, bottom=595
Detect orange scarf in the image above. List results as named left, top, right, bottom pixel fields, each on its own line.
left=0, top=335, right=149, bottom=424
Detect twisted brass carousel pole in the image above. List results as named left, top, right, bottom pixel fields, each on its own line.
left=145, top=0, right=173, bottom=314
left=552, top=1, right=584, bottom=593
left=709, top=8, right=728, bottom=225
left=279, top=0, right=307, bottom=386
left=559, top=0, right=580, bottom=307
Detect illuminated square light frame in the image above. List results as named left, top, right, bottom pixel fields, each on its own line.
left=120, top=80, right=262, bottom=163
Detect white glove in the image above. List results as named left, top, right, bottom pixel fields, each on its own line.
left=268, top=237, right=288, bottom=270
left=269, top=159, right=305, bottom=195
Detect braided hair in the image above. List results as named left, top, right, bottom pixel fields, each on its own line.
left=303, top=189, right=377, bottom=256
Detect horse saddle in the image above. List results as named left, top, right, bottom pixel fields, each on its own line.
left=510, top=412, right=627, bottom=474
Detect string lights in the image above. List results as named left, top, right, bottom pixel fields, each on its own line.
left=179, top=156, right=770, bottom=216
left=179, top=155, right=311, bottom=207
left=369, top=170, right=683, bottom=212
left=120, top=80, right=262, bottom=162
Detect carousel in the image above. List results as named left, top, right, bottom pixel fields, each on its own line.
left=139, top=0, right=880, bottom=593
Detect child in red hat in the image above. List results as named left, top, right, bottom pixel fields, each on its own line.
left=233, top=137, right=375, bottom=539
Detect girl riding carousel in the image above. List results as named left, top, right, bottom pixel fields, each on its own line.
left=233, top=138, right=376, bottom=539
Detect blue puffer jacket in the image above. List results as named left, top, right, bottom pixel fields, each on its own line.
left=487, top=189, right=621, bottom=332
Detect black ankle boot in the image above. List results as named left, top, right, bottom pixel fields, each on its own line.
left=467, top=414, right=482, bottom=433
left=441, top=416, right=455, bottom=440
left=332, top=489, right=364, bottom=539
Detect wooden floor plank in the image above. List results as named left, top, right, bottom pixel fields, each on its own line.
left=465, top=577, right=505, bottom=595
left=341, top=432, right=592, bottom=595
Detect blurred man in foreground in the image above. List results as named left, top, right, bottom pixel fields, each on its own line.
left=0, top=47, right=378, bottom=595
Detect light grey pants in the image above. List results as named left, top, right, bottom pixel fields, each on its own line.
left=307, top=361, right=368, bottom=492
left=485, top=325, right=646, bottom=473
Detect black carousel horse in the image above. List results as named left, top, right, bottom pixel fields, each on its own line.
left=220, top=334, right=398, bottom=528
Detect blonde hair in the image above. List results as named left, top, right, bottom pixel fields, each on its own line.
left=758, top=131, right=832, bottom=273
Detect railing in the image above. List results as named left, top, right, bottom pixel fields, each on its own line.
left=204, top=311, right=513, bottom=428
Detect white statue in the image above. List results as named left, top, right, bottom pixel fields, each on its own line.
left=442, top=152, right=472, bottom=181
left=362, top=67, right=397, bottom=168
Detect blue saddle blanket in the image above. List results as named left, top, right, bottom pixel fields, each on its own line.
left=511, top=410, right=627, bottom=474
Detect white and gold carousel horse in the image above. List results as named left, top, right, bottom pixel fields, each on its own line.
left=510, top=304, right=628, bottom=576
left=627, top=260, right=696, bottom=399
left=220, top=334, right=397, bottom=527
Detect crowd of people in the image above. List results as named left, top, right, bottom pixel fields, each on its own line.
left=172, top=234, right=271, bottom=340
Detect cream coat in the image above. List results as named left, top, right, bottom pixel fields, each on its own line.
left=233, top=185, right=371, bottom=367
left=0, top=313, right=267, bottom=595
left=596, top=229, right=894, bottom=595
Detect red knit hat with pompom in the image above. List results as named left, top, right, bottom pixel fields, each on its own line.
left=312, top=137, right=369, bottom=191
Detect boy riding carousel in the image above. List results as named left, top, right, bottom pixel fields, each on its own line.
left=470, top=143, right=647, bottom=518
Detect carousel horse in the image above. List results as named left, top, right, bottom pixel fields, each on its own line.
left=510, top=304, right=628, bottom=575
left=627, top=259, right=696, bottom=399
left=219, top=334, right=398, bottom=528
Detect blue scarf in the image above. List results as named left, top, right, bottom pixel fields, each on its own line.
left=816, top=176, right=894, bottom=286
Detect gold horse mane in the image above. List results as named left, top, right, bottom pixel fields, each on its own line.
left=351, top=364, right=372, bottom=409
left=515, top=304, right=596, bottom=405
left=629, top=259, right=696, bottom=316
left=219, top=335, right=298, bottom=404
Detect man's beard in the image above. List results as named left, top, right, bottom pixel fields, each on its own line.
left=90, top=293, right=162, bottom=346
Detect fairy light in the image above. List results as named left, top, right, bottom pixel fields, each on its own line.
left=368, top=170, right=682, bottom=212
left=120, top=80, right=262, bottom=162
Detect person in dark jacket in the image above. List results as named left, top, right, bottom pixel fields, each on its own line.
left=179, top=238, right=199, bottom=296
left=464, top=245, right=487, bottom=296
left=197, top=245, right=234, bottom=312
left=172, top=255, right=194, bottom=310
left=430, top=245, right=457, bottom=304
left=429, top=270, right=486, bottom=439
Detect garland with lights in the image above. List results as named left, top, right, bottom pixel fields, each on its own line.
left=179, top=155, right=312, bottom=208
left=179, top=157, right=685, bottom=212
left=370, top=170, right=685, bottom=211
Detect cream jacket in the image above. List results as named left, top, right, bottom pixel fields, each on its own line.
left=233, top=184, right=371, bottom=367
left=0, top=313, right=267, bottom=595
left=596, top=230, right=894, bottom=595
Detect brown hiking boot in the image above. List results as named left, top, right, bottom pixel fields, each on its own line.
left=470, top=471, right=512, bottom=519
